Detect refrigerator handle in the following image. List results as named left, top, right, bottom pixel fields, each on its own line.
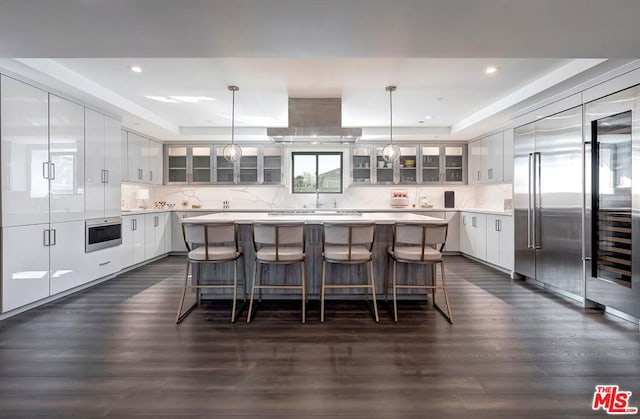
left=527, top=153, right=533, bottom=249
left=534, top=152, right=542, bottom=249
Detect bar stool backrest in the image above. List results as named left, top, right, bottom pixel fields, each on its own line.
left=323, top=222, right=375, bottom=261
left=182, top=222, right=238, bottom=254
left=393, top=222, right=448, bottom=261
left=253, top=222, right=305, bottom=261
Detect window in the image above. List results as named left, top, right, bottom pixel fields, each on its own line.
left=292, top=152, right=343, bottom=194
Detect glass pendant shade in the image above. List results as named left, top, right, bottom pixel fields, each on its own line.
left=382, top=143, right=401, bottom=163
left=223, top=143, right=242, bottom=162
left=223, top=85, right=242, bottom=163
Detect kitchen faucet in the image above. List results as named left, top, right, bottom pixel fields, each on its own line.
left=315, top=189, right=322, bottom=208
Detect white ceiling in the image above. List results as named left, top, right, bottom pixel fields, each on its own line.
left=1, top=0, right=639, bottom=142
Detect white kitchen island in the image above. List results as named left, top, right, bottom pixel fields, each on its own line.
left=181, top=211, right=447, bottom=299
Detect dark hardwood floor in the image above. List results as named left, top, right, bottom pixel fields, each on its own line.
left=1, top=255, right=639, bottom=417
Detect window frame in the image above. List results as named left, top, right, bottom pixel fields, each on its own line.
left=291, top=151, right=343, bottom=194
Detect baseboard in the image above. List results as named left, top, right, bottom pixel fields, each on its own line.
left=459, top=253, right=512, bottom=276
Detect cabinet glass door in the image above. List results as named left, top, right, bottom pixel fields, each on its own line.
left=167, top=146, right=187, bottom=183
left=444, top=146, right=464, bottom=182
left=421, top=146, right=441, bottom=183
left=239, top=147, right=258, bottom=183
left=263, top=146, right=282, bottom=184
left=398, top=146, right=417, bottom=183
left=192, top=146, right=212, bottom=183
left=375, top=147, right=394, bottom=183
left=351, top=145, right=372, bottom=184
left=215, top=146, right=235, bottom=183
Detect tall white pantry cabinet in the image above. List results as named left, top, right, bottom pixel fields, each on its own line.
left=1, top=74, right=122, bottom=313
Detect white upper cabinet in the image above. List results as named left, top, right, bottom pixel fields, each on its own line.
left=127, top=132, right=142, bottom=182
left=104, top=115, right=122, bottom=217
left=148, top=140, right=163, bottom=184
left=49, top=95, right=85, bottom=223
left=468, top=130, right=507, bottom=184
left=503, top=128, right=514, bottom=182
left=85, top=109, right=106, bottom=219
left=1, top=76, right=50, bottom=227
left=121, top=130, right=128, bottom=181
left=85, top=108, right=121, bottom=219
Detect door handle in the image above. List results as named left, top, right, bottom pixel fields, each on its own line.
left=50, top=228, right=57, bottom=246
left=527, top=153, right=533, bottom=249
left=50, top=163, right=56, bottom=180
left=534, top=152, right=541, bottom=249
left=42, top=162, right=50, bottom=180
left=43, top=229, right=50, bottom=247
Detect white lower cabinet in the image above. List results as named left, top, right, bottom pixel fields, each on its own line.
left=460, top=211, right=513, bottom=271
left=49, top=221, right=89, bottom=295
left=122, top=212, right=170, bottom=270
left=1, top=224, right=51, bottom=312
left=486, top=215, right=514, bottom=271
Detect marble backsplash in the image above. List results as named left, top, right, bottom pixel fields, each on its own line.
left=122, top=182, right=512, bottom=211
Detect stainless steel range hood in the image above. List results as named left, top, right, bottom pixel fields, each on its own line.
left=267, top=98, right=361, bottom=143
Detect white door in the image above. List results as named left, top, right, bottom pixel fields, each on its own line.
left=467, top=141, right=481, bottom=185
left=144, top=213, right=157, bottom=260
left=485, top=215, right=501, bottom=266
left=84, top=109, right=105, bottom=219
left=1, top=76, right=50, bottom=227
left=127, top=132, right=141, bottom=182
left=1, top=224, right=50, bottom=312
left=121, top=215, right=135, bottom=268
left=149, top=140, right=163, bottom=185
left=489, top=132, right=504, bottom=182
left=49, top=95, right=85, bottom=223
left=132, top=215, right=146, bottom=265
left=104, top=116, right=122, bottom=217
left=49, top=221, right=89, bottom=295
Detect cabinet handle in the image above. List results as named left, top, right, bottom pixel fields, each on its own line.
left=149, top=171, right=153, bottom=182
left=42, top=162, right=50, bottom=180
left=138, top=168, right=143, bottom=180
left=472, top=216, right=477, bottom=228
left=498, top=219, right=502, bottom=232
left=43, top=229, right=50, bottom=247
left=488, top=168, right=492, bottom=180
left=50, top=163, right=56, bottom=180
left=462, top=215, right=466, bottom=226
left=105, top=170, right=109, bottom=184
left=154, top=216, right=159, bottom=227
left=99, top=261, right=111, bottom=266
left=50, top=228, right=57, bottom=246
left=477, top=170, right=480, bottom=181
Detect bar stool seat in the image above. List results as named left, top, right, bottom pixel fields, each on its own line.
left=188, top=246, right=241, bottom=261
left=389, top=246, right=441, bottom=262
left=256, top=246, right=304, bottom=262
left=324, top=245, right=371, bottom=261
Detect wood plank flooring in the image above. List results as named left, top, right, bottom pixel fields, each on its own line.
left=1, top=255, right=639, bottom=417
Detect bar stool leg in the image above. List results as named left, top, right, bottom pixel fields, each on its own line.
left=431, top=264, right=437, bottom=305
left=301, top=260, right=307, bottom=324
left=176, top=260, right=191, bottom=323
left=241, top=255, right=247, bottom=302
left=364, top=265, right=370, bottom=303
left=384, top=255, right=391, bottom=302
left=321, top=260, right=327, bottom=323
left=440, top=261, right=453, bottom=323
left=369, top=260, right=379, bottom=323
left=231, top=260, right=238, bottom=323
left=392, top=259, right=398, bottom=322
left=247, top=261, right=258, bottom=323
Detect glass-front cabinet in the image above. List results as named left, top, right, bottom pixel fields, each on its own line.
left=351, top=146, right=372, bottom=184
left=165, top=144, right=283, bottom=185
left=350, top=144, right=466, bottom=185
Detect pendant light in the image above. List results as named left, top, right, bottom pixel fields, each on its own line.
left=382, top=85, right=400, bottom=163
left=223, top=85, right=242, bottom=162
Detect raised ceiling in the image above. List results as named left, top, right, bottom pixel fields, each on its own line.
left=0, top=0, right=639, bottom=142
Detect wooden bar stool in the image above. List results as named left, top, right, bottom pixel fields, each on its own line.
left=247, top=222, right=307, bottom=323
left=386, top=221, right=453, bottom=323
left=321, top=222, right=379, bottom=322
left=176, top=221, right=246, bottom=324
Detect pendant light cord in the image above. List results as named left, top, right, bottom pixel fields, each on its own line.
left=389, top=87, right=393, bottom=145
left=231, top=87, right=235, bottom=145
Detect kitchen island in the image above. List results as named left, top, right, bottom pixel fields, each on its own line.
left=181, top=211, right=447, bottom=299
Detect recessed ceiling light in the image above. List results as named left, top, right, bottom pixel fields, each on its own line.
left=146, top=96, right=180, bottom=103
left=425, top=115, right=433, bottom=120
left=129, top=65, right=143, bottom=73
left=485, top=66, right=498, bottom=75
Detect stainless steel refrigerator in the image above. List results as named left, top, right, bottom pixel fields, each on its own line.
left=513, top=107, right=584, bottom=297
left=584, top=84, right=640, bottom=318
